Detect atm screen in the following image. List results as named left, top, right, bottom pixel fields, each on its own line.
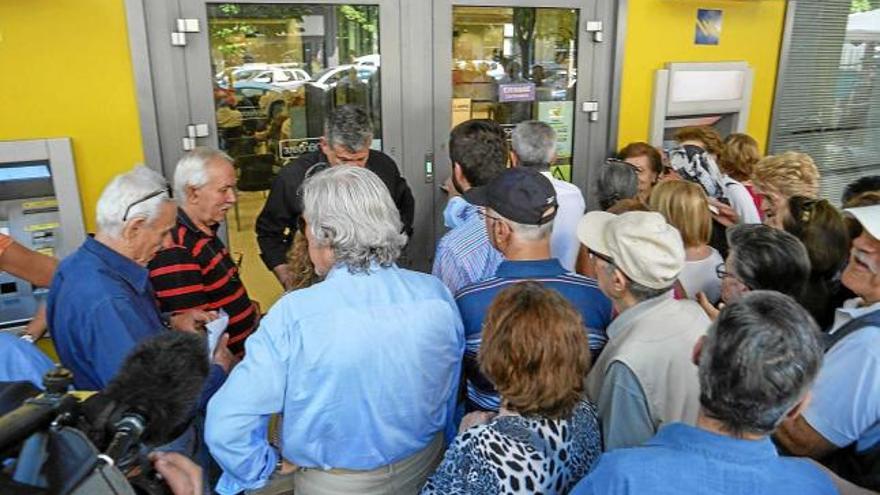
left=0, top=164, right=51, bottom=181
left=0, top=160, right=54, bottom=201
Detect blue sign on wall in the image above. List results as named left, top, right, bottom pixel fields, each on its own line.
left=695, top=9, right=722, bottom=45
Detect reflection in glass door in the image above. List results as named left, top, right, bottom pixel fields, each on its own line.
left=451, top=7, right=579, bottom=181
left=205, top=3, right=382, bottom=307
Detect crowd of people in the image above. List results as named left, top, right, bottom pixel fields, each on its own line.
left=0, top=103, right=878, bottom=495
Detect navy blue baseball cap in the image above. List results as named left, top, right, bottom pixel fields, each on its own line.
left=464, top=167, right=557, bottom=225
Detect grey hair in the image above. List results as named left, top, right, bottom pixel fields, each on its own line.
left=727, top=224, right=811, bottom=298
left=503, top=216, right=554, bottom=242
left=598, top=161, right=638, bottom=210
left=302, top=165, right=407, bottom=273
left=699, top=291, right=822, bottom=436
left=96, top=165, right=173, bottom=238
left=173, top=147, right=233, bottom=202
left=601, top=258, right=674, bottom=302
left=512, top=120, right=556, bottom=168
left=324, top=104, right=373, bottom=152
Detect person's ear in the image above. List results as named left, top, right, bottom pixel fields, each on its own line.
left=122, top=217, right=146, bottom=244
left=186, top=184, right=200, bottom=205
left=611, top=267, right=628, bottom=294
left=319, top=137, right=331, bottom=157
left=691, top=335, right=706, bottom=367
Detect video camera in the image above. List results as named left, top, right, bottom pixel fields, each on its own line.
left=0, top=367, right=175, bottom=495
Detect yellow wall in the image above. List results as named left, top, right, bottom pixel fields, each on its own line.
left=618, top=0, right=787, bottom=152
left=0, top=0, right=143, bottom=232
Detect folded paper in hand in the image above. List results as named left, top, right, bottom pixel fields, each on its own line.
left=206, top=309, right=229, bottom=356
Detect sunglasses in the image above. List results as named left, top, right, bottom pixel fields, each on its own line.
left=123, top=187, right=172, bottom=222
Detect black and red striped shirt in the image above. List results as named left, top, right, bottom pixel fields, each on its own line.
left=148, top=209, right=257, bottom=356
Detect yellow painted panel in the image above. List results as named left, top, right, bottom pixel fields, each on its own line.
left=0, top=0, right=145, bottom=232
left=618, top=1, right=787, bottom=153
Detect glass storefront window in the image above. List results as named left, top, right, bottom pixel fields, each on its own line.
left=206, top=3, right=381, bottom=307
left=451, top=7, right=578, bottom=181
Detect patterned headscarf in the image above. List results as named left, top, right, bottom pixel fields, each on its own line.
left=667, top=144, right=728, bottom=202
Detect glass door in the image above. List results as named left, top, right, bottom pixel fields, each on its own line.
left=176, top=0, right=401, bottom=307
left=431, top=0, right=599, bottom=245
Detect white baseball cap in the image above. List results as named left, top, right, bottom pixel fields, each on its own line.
left=845, top=205, right=880, bottom=240
left=577, top=211, right=686, bottom=290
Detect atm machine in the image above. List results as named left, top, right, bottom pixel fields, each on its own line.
left=650, top=61, right=754, bottom=149
left=0, top=138, right=85, bottom=329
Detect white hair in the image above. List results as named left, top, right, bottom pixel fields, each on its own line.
left=503, top=215, right=554, bottom=242
left=302, top=165, right=407, bottom=273
left=96, top=165, right=173, bottom=238
left=173, top=147, right=233, bottom=203
left=512, top=120, right=556, bottom=167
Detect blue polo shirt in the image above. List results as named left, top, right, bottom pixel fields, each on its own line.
left=571, top=423, right=836, bottom=495
left=47, top=237, right=224, bottom=400
left=456, top=259, right=612, bottom=411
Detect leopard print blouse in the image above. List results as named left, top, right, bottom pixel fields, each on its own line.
left=422, top=400, right=602, bottom=494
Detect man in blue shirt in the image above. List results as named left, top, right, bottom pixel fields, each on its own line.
left=205, top=166, right=464, bottom=495
left=47, top=166, right=233, bottom=392
left=432, top=119, right=508, bottom=294
left=777, top=204, right=880, bottom=490
left=571, top=291, right=835, bottom=495
left=456, top=167, right=612, bottom=412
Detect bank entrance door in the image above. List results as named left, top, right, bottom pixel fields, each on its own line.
left=140, top=0, right=402, bottom=307
left=430, top=1, right=609, bottom=246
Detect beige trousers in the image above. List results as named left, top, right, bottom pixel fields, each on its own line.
left=248, top=433, right=445, bottom=495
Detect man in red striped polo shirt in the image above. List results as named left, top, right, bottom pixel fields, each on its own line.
left=148, top=148, right=259, bottom=356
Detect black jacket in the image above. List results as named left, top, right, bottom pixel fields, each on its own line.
left=255, top=150, right=415, bottom=270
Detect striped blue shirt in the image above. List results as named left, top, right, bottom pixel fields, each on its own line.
left=432, top=202, right=504, bottom=295
left=456, top=259, right=613, bottom=411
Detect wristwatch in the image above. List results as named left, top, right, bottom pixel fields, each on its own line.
left=18, top=332, right=36, bottom=343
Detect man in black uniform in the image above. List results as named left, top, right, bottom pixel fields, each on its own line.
left=256, top=104, right=414, bottom=289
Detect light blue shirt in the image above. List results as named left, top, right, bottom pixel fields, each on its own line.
left=804, top=299, right=880, bottom=452
left=541, top=171, right=586, bottom=272
left=443, top=196, right=470, bottom=229
left=0, top=333, right=54, bottom=388
left=572, top=423, right=836, bottom=495
left=205, top=263, right=465, bottom=495
left=432, top=202, right=503, bottom=295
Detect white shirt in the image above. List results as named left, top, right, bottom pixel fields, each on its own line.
left=542, top=171, right=586, bottom=271
left=723, top=177, right=761, bottom=224
left=678, top=247, right=724, bottom=304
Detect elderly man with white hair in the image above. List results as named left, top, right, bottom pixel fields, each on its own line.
left=206, top=165, right=464, bottom=495
left=47, top=165, right=232, bottom=392
left=148, top=147, right=260, bottom=356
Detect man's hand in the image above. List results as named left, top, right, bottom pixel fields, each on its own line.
left=212, top=333, right=238, bottom=373
left=149, top=451, right=202, bottom=495
left=272, top=264, right=295, bottom=292
left=696, top=292, right=722, bottom=321
left=170, top=309, right=218, bottom=333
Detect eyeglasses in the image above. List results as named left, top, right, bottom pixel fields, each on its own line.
left=587, top=248, right=615, bottom=266
left=123, top=188, right=172, bottom=222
